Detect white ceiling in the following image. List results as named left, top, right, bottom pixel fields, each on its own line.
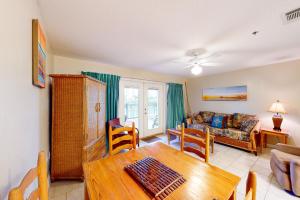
left=38, top=0, right=300, bottom=77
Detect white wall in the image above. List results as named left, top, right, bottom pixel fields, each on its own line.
left=0, top=0, right=53, bottom=198
left=187, top=60, right=300, bottom=145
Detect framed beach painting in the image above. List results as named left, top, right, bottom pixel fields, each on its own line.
left=32, top=19, right=46, bottom=88
left=202, top=85, right=247, bottom=101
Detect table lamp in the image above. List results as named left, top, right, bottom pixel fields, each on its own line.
left=268, top=100, right=286, bottom=131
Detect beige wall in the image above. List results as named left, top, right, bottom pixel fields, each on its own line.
left=53, top=55, right=186, bottom=83
left=187, top=60, right=300, bottom=145
left=52, top=55, right=188, bottom=118
left=0, top=0, right=53, bottom=198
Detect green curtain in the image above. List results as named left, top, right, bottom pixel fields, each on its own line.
left=82, top=71, right=120, bottom=122
left=166, top=83, right=185, bottom=129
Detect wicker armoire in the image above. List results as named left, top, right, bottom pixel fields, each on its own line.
left=50, top=74, right=106, bottom=181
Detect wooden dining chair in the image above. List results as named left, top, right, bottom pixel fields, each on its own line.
left=180, top=124, right=210, bottom=163
left=245, top=171, right=257, bottom=200
left=8, top=151, right=48, bottom=200
left=109, top=122, right=136, bottom=156
left=108, top=118, right=140, bottom=147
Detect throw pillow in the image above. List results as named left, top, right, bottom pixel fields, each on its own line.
left=227, top=114, right=234, bottom=128
left=215, top=113, right=233, bottom=128
left=233, top=113, right=255, bottom=128
left=195, top=114, right=204, bottom=124
left=112, top=124, right=123, bottom=129
left=211, top=116, right=228, bottom=129
left=240, top=119, right=258, bottom=133
left=200, top=111, right=215, bottom=123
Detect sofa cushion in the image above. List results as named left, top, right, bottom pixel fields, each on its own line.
left=240, top=119, right=258, bottom=133
left=187, top=123, right=207, bottom=131
left=271, top=149, right=300, bottom=173
left=214, top=113, right=233, bottom=128
left=199, top=111, right=215, bottom=123
left=226, top=128, right=250, bottom=141
left=193, top=114, right=204, bottom=124
left=227, top=114, right=234, bottom=128
left=232, top=113, right=255, bottom=129
left=211, top=115, right=227, bottom=129
left=209, top=126, right=226, bottom=136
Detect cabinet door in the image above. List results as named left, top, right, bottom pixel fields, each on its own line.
left=85, top=79, right=100, bottom=145
left=98, top=84, right=106, bottom=138
left=98, top=84, right=107, bottom=157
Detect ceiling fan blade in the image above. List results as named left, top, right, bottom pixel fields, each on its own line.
left=171, top=56, right=192, bottom=63
left=197, top=52, right=221, bottom=60
left=200, top=62, right=220, bottom=67
left=183, top=65, right=192, bottom=69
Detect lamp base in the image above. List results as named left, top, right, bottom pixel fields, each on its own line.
left=272, top=115, right=283, bottom=131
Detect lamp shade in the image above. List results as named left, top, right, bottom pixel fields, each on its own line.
left=268, top=100, right=286, bottom=114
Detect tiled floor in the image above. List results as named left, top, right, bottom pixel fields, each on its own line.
left=49, top=134, right=299, bottom=200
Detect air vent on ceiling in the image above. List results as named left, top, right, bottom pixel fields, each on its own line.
left=283, top=8, right=300, bottom=24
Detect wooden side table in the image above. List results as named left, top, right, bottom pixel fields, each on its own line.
left=167, top=129, right=215, bottom=153
left=260, top=127, right=289, bottom=153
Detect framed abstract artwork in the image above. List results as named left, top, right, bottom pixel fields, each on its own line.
left=32, top=19, right=46, bottom=88
left=202, top=85, right=247, bottom=101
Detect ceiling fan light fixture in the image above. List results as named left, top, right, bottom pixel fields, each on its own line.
left=191, top=66, right=203, bottom=76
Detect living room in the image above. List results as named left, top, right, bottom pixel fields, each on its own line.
left=1, top=0, right=300, bottom=200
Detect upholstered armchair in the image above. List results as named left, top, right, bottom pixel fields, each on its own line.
left=270, top=143, right=300, bottom=196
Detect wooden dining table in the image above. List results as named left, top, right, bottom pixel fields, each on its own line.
left=83, top=142, right=240, bottom=200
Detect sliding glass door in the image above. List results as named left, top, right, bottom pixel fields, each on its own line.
left=119, top=79, right=165, bottom=138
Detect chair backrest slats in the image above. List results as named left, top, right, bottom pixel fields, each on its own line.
left=18, top=168, right=38, bottom=194
left=111, top=127, right=134, bottom=136
left=183, top=146, right=206, bottom=159
left=109, top=122, right=136, bottom=156
left=112, top=135, right=133, bottom=145
left=112, top=144, right=134, bottom=155
left=245, top=171, right=256, bottom=200
left=8, top=151, right=48, bottom=200
left=181, top=124, right=210, bottom=163
left=28, top=188, right=39, bottom=200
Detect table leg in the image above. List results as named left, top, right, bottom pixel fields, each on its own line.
left=282, top=135, right=288, bottom=144
left=84, top=183, right=89, bottom=200
left=260, top=132, right=264, bottom=153
left=211, top=138, right=214, bottom=153
left=229, top=189, right=237, bottom=200
left=264, top=134, right=267, bottom=148
left=167, top=130, right=170, bottom=145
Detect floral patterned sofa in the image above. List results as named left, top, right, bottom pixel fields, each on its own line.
left=186, top=111, right=261, bottom=155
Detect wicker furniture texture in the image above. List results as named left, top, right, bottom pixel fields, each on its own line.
left=50, top=74, right=106, bottom=181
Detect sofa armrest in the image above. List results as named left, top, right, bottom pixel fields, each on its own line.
left=248, top=121, right=260, bottom=153
left=290, top=160, right=300, bottom=196
left=274, top=143, right=300, bottom=156
left=252, top=120, right=261, bottom=135
left=186, top=118, right=192, bottom=125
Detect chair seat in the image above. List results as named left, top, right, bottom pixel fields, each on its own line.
left=271, top=149, right=300, bottom=173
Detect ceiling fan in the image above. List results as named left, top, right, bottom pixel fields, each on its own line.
left=173, top=48, right=221, bottom=75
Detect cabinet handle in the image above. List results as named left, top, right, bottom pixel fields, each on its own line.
left=95, top=103, right=101, bottom=112
left=95, top=103, right=99, bottom=112
left=98, top=103, right=101, bottom=112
